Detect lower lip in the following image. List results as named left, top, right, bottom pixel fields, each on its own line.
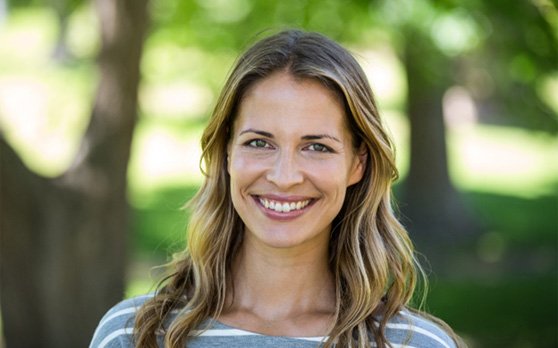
left=253, top=197, right=314, bottom=221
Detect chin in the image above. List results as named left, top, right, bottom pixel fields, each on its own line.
left=248, top=226, right=329, bottom=251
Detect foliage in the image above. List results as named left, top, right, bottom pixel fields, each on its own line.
left=372, top=0, right=558, bottom=132
left=2, top=1, right=557, bottom=346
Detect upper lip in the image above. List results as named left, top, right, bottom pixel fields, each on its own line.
left=254, top=194, right=315, bottom=202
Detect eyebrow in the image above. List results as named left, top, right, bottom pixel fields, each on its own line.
left=239, top=129, right=273, bottom=138
left=239, top=128, right=342, bottom=143
left=301, top=134, right=342, bottom=143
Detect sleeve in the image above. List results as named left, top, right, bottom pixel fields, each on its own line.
left=386, top=310, right=458, bottom=348
left=89, top=295, right=153, bottom=348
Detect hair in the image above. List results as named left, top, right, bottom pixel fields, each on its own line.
left=134, top=29, right=462, bottom=347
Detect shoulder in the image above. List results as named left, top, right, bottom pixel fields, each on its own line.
left=89, top=294, right=155, bottom=348
left=384, top=309, right=458, bottom=348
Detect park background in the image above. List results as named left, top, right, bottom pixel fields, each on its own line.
left=0, top=0, right=556, bottom=347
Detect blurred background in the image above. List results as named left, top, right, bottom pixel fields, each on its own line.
left=0, top=0, right=556, bottom=347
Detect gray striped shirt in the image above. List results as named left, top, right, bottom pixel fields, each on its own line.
left=90, top=294, right=456, bottom=348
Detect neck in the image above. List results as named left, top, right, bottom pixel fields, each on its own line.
left=226, top=235, right=336, bottom=322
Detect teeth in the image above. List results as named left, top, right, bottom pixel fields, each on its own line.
left=282, top=202, right=290, bottom=212
left=258, top=197, right=311, bottom=213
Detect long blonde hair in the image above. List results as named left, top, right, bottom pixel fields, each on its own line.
left=135, top=29, right=461, bottom=347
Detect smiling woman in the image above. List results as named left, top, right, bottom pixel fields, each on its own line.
left=227, top=73, right=365, bottom=251
left=90, top=29, right=464, bottom=348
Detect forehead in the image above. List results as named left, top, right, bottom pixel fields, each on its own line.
left=234, top=72, right=350, bottom=135
left=242, top=72, right=343, bottom=107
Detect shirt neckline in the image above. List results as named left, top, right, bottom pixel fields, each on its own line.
left=208, top=318, right=329, bottom=341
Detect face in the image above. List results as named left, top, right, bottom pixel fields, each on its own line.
left=227, top=72, right=366, bottom=252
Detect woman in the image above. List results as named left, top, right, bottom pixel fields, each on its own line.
left=90, top=29, right=463, bottom=347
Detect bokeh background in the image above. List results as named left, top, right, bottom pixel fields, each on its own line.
left=0, top=0, right=556, bottom=347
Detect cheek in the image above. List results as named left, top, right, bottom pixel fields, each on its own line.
left=228, top=153, right=268, bottom=186
left=306, top=163, right=351, bottom=193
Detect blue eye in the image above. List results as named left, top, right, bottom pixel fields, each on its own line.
left=306, top=143, right=331, bottom=152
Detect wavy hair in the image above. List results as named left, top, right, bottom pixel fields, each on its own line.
left=134, top=29, right=461, bottom=347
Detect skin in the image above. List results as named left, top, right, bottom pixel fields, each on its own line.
left=220, top=71, right=366, bottom=337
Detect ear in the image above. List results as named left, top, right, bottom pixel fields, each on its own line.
left=347, top=144, right=367, bottom=186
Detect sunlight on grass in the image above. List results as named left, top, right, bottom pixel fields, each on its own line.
left=128, top=119, right=205, bottom=195
left=125, top=278, right=157, bottom=298
left=449, top=125, right=557, bottom=198
left=537, top=72, right=558, bottom=116
left=125, top=256, right=170, bottom=298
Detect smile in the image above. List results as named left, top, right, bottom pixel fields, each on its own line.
left=257, top=197, right=312, bottom=213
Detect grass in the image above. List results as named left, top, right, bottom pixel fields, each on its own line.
left=468, top=191, right=558, bottom=247
left=429, top=276, right=557, bottom=347
left=447, top=190, right=557, bottom=347
left=130, top=184, right=199, bottom=257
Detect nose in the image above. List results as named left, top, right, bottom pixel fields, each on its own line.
left=265, top=150, right=303, bottom=189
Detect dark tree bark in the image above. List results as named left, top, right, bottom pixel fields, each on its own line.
left=401, top=31, right=476, bottom=254
left=0, top=0, right=148, bottom=347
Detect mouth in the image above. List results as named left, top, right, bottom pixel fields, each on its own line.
left=253, top=195, right=316, bottom=214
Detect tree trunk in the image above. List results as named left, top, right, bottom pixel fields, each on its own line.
left=401, top=31, right=476, bottom=253
left=0, top=0, right=148, bottom=347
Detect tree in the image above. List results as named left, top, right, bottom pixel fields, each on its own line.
left=401, top=28, right=475, bottom=249
left=0, top=0, right=148, bottom=346
left=394, top=0, right=557, bottom=252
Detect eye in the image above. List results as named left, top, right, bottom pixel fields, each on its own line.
left=246, top=139, right=272, bottom=149
left=306, top=143, right=332, bottom=153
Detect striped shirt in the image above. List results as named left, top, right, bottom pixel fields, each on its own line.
left=90, top=294, right=456, bottom=348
